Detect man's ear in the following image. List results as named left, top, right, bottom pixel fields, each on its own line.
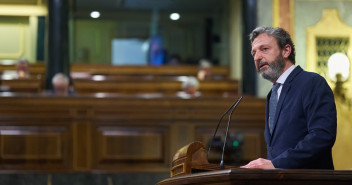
left=282, top=44, right=291, bottom=58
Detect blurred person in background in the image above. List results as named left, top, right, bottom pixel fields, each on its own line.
left=197, top=59, right=212, bottom=80
left=51, top=73, right=75, bottom=95
left=167, top=54, right=182, bottom=66
left=1, top=58, right=30, bottom=79
left=16, top=58, right=30, bottom=78
left=177, top=76, right=201, bottom=98
left=149, top=36, right=167, bottom=66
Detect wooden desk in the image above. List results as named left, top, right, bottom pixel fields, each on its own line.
left=157, top=169, right=352, bottom=185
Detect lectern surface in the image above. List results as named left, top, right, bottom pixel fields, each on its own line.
left=157, top=169, right=352, bottom=185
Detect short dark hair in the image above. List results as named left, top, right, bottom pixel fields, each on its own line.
left=249, top=27, right=296, bottom=64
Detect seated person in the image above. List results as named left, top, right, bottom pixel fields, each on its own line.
left=197, top=59, right=212, bottom=80
left=1, top=58, right=30, bottom=79
left=16, top=58, right=30, bottom=78
left=51, top=73, right=75, bottom=95
left=177, top=76, right=201, bottom=98
left=167, top=54, right=182, bottom=66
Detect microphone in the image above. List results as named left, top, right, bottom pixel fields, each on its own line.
left=220, top=96, right=243, bottom=169
left=206, top=96, right=243, bottom=163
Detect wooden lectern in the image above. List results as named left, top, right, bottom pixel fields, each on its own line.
left=158, top=142, right=352, bottom=185
left=170, top=141, right=237, bottom=177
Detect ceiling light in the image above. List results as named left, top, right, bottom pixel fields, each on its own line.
left=90, top=11, right=100, bottom=18
left=170, top=13, right=180, bottom=21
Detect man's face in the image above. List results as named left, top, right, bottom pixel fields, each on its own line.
left=251, top=33, right=286, bottom=82
left=16, top=63, right=29, bottom=78
left=53, top=82, right=69, bottom=95
left=184, top=85, right=197, bottom=96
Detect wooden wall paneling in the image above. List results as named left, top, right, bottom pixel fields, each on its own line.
left=91, top=124, right=169, bottom=172
left=240, top=132, right=264, bottom=161
left=0, top=95, right=265, bottom=172
left=0, top=98, right=75, bottom=171
left=98, top=126, right=164, bottom=161
left=90, top=100, right=175, bottom=122
left=0, top=123, right=73, bottom=171
left=0, top=126, right=63, bottom=160
left=169, top=123, right=196, bottom=165
left=191, top=96, right=266, bottom=165
left=194, top=128, right=264, bottom=166
left=72, top=120, right=91, bottom=171
left=88, top=100, right=171, bottom=172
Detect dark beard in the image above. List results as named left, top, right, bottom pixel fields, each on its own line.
left=257, top=54, right=286, bottom=82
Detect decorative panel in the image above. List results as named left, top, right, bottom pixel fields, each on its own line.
left=0, top=23, right=24, bottom=58
left=94, top=126, right=166, bottom=163
left=306, top=9, right=352, bottom=82
left=315, top=37, right=349, bottom=79
left=0, top=125, right=72, bottom=170
left=1, top=132, right=61, bottom=160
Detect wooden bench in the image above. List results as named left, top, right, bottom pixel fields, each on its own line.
left=70, top=64, right=230, bottom=79
left=73, top=78, right=239, bottom=96
left=0, top=64, right=230, bottom=79
left=0, top=75, right=238, bottom=95
left=0, top=63, right=46, bottom=77
left=0, top=64, right=233, bottom=95
left=1, top=76, right=43, bottom=93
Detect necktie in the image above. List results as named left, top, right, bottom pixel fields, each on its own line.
left=269, top=83, right=280, bottom=134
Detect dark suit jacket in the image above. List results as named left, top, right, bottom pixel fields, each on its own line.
left=265, top=66, right=337, bottom=169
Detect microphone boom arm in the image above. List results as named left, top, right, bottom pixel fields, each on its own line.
left=206, top=96, right=243, bottom=164
left=220, top=96, right=243, bottom=169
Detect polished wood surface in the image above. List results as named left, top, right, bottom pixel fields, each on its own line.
left=71, top=64, right=229, bottom=78
left=0, top=64, right=230, bottom=78
left=157, top=169, right=352, bottom=185
left=171, top=142, right=209, bottom=177
left=73, top=79, right=239, bottom=95
left=0, top=93, right=265, bottom=172
left=0, top=76, right=238, bottom=95
left=171, top=142, right=238, bottom=177
left=1, top=64, right=234, bottom=95
left=0, top=63, right=45, bottom=77
left=1, top=77, right=43, bottom=93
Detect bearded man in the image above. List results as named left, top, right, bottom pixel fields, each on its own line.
left=241, top=27, right=337, bottom=169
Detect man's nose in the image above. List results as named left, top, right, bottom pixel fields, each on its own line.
left=254, top=52, right=262, bottom=61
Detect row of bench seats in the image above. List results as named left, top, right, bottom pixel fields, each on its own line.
left=0, top=64, right=238, bottom=96
left=0, top=63, right=230, bottom=78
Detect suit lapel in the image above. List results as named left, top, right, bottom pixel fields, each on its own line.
left=264, top=92, right=271, bottom=143
left=269, top=66, right=303, bottom=143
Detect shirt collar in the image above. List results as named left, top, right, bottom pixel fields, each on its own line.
left=276, top=65, right=296, bottom=85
